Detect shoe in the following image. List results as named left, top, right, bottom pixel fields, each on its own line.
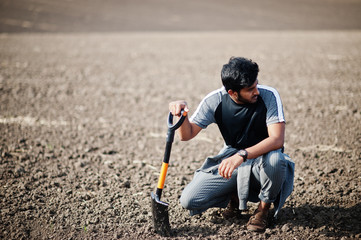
left=221, top=192, right=241, bottom=219
left=247, top=209, right=268, bottom=232
left=221, top=204, right=241, bottom=219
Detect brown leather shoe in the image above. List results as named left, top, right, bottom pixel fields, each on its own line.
left=221, top=192, right=241, bottom=219
left=247, top=210, right=269, bottom=232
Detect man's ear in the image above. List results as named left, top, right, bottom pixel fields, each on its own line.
left=227, top=89, right=237, bottom=98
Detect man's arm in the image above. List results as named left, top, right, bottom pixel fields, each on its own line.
left=246, top=122, right=285, bottom=159
left=169, top=100, right=202, bottom=141
left=218, top=122, right=285, bottom=179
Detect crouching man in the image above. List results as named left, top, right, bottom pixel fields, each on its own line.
left=169, top=57, right=295, bottom=232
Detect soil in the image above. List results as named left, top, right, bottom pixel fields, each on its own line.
left=1, top=1, right=361, bottom=240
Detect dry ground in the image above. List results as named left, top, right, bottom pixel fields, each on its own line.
left=0, top=30, right=360, bottom=239
left=1, top=0, right=361, bottom=239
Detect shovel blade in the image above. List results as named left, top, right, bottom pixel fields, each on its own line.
left=151, top=192, right=172, bottom=236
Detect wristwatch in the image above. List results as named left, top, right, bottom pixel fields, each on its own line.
left=237, top=149, right=248, bottom=162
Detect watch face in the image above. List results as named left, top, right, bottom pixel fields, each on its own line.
left=238, top=150, right=247, bottom=162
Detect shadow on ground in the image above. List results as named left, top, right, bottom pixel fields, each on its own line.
left=275, top=203, right=361, bottom=238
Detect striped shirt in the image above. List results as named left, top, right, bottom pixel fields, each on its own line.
left=190, top=85, right=285, bottom=148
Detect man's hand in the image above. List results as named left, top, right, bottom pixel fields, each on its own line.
left=218, top=154, right=244, bottom=179
left=168, top=100, right=201, bottom=141
left=169, top=100, right=189, bottom=117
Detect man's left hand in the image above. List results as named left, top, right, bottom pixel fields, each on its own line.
left=218, top=154, right=244, bottom=179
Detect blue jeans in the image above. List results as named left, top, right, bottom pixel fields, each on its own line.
left=180, top=149, right=293, bottom=216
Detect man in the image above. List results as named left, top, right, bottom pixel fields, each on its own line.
left=169, top=57, right=294, bottom=232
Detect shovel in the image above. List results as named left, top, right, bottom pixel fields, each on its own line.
left=151, top=110, right=187, bottom=236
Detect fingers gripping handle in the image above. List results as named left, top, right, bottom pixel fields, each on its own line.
left=165, top=109, right=187, bottom=145
left=167, top=110, right=188, bottom=132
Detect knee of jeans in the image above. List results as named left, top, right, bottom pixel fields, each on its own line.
left=264, top=150, right=285, bottom=168
left=180, top=192, right=196, bottom=210
left=179, top=193, right=190, bottom=209
left=180, top=190, right=205, bottom=210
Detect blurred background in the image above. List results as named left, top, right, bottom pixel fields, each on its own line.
left=1, top=0, right=361, bottom=32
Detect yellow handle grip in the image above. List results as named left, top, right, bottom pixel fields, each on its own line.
left=157, top=162, right=169, bottom=189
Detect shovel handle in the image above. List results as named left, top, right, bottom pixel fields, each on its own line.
left=156, top=110, right=187, bottom=197
left=167, top=110, right=188, bottom=131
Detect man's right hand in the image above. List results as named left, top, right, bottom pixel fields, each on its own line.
left=169, top=100, right=189, bottom=116
left=168, top=100, right=202, bottom=141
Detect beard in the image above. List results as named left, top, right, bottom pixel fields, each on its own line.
left=236, top=94, right=258, bottom=104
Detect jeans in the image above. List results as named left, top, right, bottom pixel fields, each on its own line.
left=180, top=149, right=292, bottom=216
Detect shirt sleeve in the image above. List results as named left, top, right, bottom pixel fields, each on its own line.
left=258, top=85, right=285, bottom=125
left=189, top=88, right=224, bottom=129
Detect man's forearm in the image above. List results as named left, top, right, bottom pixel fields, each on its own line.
left=245, top=136, right=284, bottom=159
left=177, top=117, right=202, bottom=141
left=245, top=122, right=285, bottom=159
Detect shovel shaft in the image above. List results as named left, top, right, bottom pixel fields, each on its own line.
left=155, top=139, right=173, bottom=197
left=157, top=162, right=169, bottom=189
left=151, top=110, right=187, bottom=236
left=155, top=111, right=186, bottom=198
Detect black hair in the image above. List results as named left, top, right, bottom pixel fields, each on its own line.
left=221, top=57, right=259, bottom=92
